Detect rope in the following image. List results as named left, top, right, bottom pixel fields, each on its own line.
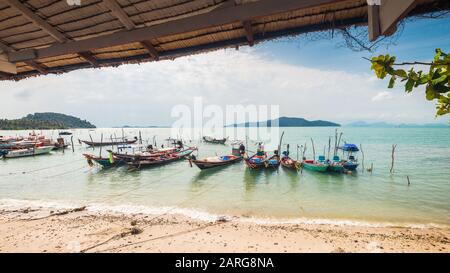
left=42, top=165, right=87, bottom=179
left=0, top=158, right=85, bottom=177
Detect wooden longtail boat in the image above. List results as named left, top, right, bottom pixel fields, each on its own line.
left=281, top=156, right=301, bottom=171
left=328, top=156, right=345, bottom=173
left=190, top=155, right=242, bottom=170
left=202, top=136, right=228, bottom=144
left=302, top=159, right=329, bottom=172
left=79, top=138, right=138, bottom=147
left=264, top=154, right=281, bottom=169
left=2, top=146, right=53, bottom=158
left=338, top=144, right=359, bottom=171
left=128, top=148, right=197, bottom=169
left=244, top=154, right=267, bottom=169
left=110, top=147, right=178, bottom=162
left=83, top=153, right=125, bottom=168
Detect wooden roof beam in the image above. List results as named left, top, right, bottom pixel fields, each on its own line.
left=24, top=60, right=47, bottom=74
left=140, top=40, right=159, bottom=60
left=4, top=0, right=68, bottom=43
left=103, top=0, right=136, bottom=30
left=242, top=20, right=254, bottom=46
left=5, top=0, right=99, bottom=67
left=78, top=51, right=99, bottom=67
left=0, top=40, right=47, bottom=74
left=102, top=0, right=158, bottom=60
left=367, top=0, right=420, bottom=41
left=1, top=53, right=17, bottom=74
left=8, top=0, right=343, bottom=63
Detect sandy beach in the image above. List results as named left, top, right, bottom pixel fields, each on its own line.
left=0, top=206, right=449, bottom=253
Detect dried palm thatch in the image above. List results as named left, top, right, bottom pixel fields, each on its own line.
left=0, top=0, right=448, bottom=81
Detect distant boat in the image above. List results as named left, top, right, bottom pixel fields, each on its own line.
left=79, top=137, right=138, bottom=147
left=203, top=136, right=228, bottom=144
left=2, top=146, right=53, bottom=158
left=58, top=131, right=72, bottom=136
left=190, top=154, right=242, bottom=170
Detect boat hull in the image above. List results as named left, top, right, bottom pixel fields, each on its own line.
left=192, top=156, right=242, bottom=170
left=128, top=148, right=196, bottom=169
left=329, top=163, right=345, bottom=173
left=202, top=137, right=227, bottom=144
left=302, top=162, right=329, bottom=172
left=281, top=158, right=301, bottom=171
left=81, top=139, right=137, bottom=147
left=3, top=146, right=53, bottom=158
left=343, top=162, right=358, bottom=171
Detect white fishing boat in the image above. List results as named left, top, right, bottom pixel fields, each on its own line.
left=3, top=146, right=53, bottom=158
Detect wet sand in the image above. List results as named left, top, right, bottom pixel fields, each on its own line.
left=0, top=207, right=449, bottom=253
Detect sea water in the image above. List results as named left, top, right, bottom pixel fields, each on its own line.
left=0, top=127, right=449, bottom=227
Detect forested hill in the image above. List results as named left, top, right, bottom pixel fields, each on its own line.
left=229, top=116, right=340, bottom=127
left=0, top=112, right=96, bottom=130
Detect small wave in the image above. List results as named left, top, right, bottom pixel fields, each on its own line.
left=0, top=198, right=447, bottom=229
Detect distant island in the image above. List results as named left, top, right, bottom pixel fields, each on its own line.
left=346, top=121, right=449, bottom=128
left=0, top=112, right=96, bottom=130
left=117, top=125, right=168, bottom=128
left=228, top=116, right=340, bottom=127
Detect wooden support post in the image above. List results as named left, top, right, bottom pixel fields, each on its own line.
left=368, top=2, right=380, bottom=41
left=360, top=143, right=365, bottom=173
left=368, top=0, right=419, bottom=41
left=0, top=53, right=16, bottom=74
left=390, top=144, right=397, bottom=173
left=243, top=20, right=254, bottom=46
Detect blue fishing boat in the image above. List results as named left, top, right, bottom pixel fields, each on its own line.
left=338, top=143, right=359, bottom=171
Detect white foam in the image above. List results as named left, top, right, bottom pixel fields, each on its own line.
left=0, top=198, right=447, bottom=229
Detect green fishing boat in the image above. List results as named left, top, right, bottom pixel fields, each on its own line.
left=302, top=159, right=329, bottom=172
left=328, top=155, right=345, bottom=173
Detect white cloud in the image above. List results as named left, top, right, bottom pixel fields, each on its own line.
left=0, top=48, right=446, bottom=126
left=371, top=91, right=394, bottom=101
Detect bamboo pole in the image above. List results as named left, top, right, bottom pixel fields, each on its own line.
left=360, top=143, right=365, bottom=173
left=390, top=144, right=397, bottom=173
left=328, top=136, right=331, bottom=160
left=310, top=138, right=316, bottom=161
left=89, top=134, right=94, bottom=150
left=71, top=136, right=74, bottom=153
left=99, top=133, right=103, bottom=157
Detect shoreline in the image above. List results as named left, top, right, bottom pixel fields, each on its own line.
left=1, top=198, right=448, bottom=229
left=1, top=205, right=449, bottom=253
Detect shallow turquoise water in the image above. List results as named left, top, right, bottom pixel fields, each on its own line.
left=1, top=127, right=449, bottom=226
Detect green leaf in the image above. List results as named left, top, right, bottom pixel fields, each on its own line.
left=394, top=69, right=407, bottom=78
left=426, top=85, right=436, bottom=100
left=432, top=74, right=447, bottom=85
left=388, top=76, right=396, bottom=88
left=405, top=79, right=415, bottom=93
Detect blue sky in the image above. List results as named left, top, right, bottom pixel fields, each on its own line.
left=256, top=16, right=450, bottom=72
left=1, top=16, right=449, bottom=127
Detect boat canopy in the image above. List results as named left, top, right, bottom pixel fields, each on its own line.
left=340, top=143, right=359, bottom=152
